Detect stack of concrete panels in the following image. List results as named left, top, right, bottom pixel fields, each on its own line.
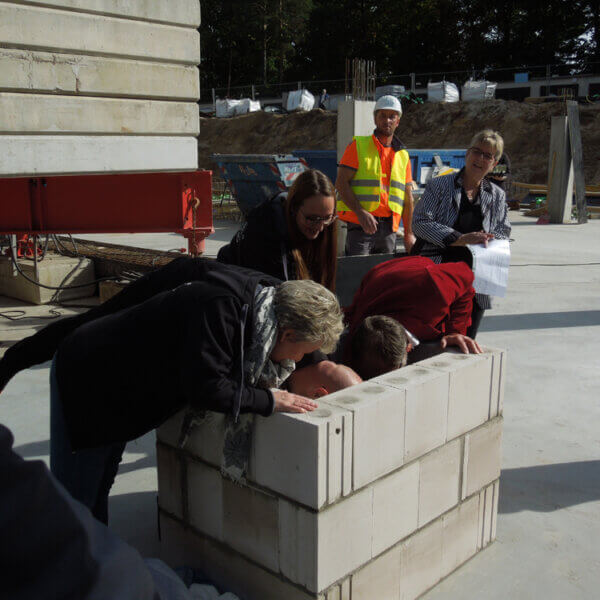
left=157, top=347, right=506, bottom=600
left=0, top=0, right=200, bottom=176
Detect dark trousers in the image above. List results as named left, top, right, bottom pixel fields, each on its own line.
left=50, top=357, right=126, bottom=524
left=467, top=301, right=485, bottom=339
left=345, top=218, right=396, bottom=256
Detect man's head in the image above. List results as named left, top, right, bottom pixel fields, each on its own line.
left=373, top=95, right=402, bottom=138
left=350, top=315, right=408, bottom=380
left=270, top=280, right=344, bottom=363
left=287, top=361, right=362, bottom=399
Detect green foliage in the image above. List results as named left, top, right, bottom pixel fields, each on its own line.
left=200, top=0, right=596, bottom=91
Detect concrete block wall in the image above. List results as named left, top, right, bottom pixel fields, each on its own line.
left=157, top=348, right=506, bottom=599
left=0, top=1, right=200, bottom=176
left=336, top=100, right=376, bottom=162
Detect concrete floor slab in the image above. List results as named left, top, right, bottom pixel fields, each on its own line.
left=1, top=212, right=600, bottom=597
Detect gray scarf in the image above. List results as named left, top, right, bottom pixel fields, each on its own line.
left=178, top=286, right=295, bottom=483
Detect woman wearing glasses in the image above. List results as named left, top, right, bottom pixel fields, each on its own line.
left=411, top=130, right=511, bottom=337
left=218, top=169, right=338, bottom=292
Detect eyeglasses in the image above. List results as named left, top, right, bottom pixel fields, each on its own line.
left=300, top=210, right=338, bottom=225
left=469, top=147, right=496, bottom=162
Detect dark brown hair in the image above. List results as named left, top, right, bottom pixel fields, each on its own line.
left=285, top=169, right=338, bottom=292
left=350, top=315, right=408, bottom=380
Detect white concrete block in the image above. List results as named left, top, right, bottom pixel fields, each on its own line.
left=279, top=487, right=374, bottom=592
left=400, top=518, right=443, bottom=600
left=159, top=512, right=321, bottom=600
left=351, top=544, right=402, bottom=600
left=418, top=438, right=461, bottom=527
left=326, top=411, right=347, bottom=504
left=419, top=351, right=493, bottom=440
left=316, top=486, right=374, bottom=591
left=0, top=49, right=200, bottom=100
left=278, top=500, right=317, bottom=587
left=156, top=410, right=184, bottom=447
left=222, top=480, right=279, bottom=573
left=441, top=494, right=479, bottom=577
left=157, top=410, right=225, bottom=468
left=0, top=255, right=95, bottom=304
left=372, top=461, right=419, bottom=556
left=0, top=93, right=199, bottom=134
left=156, top=443, right=183, bottom=519
left=374, top=365, right=448, bottom=462
left=0, top=135, right=198, bottom=176
left=336, top=99, right=376, bottom=162
left=187, top=461, right=223, bottom=541
left=491, top=480, right=499, bottom=542
left=16, top=0, right=201, bottom=26
left=481, top=346, right=507, bottom=418
left=323, top=579, right=350, bottom=600
left=482, top=483, right=494, bottom=547
left=322, top=381, right=405, bottom=489
left=341, top=579, right=350, bottom=600
left=477, top=485, right=485, bottom=550
left=462, top=417, right=503, bottom=499
left=0, top=4, right=200, bottom=64
left=251, top=406, right=353, bottom=509
left=326, top=587, right=340, bottom=600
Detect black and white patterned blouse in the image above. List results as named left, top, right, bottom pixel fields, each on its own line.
left=412, top=170, right=511, bottom=309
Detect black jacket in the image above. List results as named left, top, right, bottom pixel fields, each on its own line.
left=217, top=193, right=294, bottom=282
left=0, top=257, right=275, bottom=392
left=54, top=262, right=280, bottom=450
left=0, top=422, right=195, bottom=599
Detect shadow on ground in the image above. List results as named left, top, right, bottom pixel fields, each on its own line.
left=499, top=460, right=600, bottom=513
left=481, top=310, right=600, bottom=332
left=14, top=439, right=155, bottom=474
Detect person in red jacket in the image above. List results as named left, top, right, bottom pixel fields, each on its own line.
left=344, top=256, right=482, bottom=379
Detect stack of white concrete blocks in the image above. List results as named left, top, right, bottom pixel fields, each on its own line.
left=0, top=0, right=200, bottom=176
left=157, top=347, right=505, bottom=600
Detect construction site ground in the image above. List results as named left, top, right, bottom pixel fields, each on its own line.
left=1, top=210, right=599, bottom=598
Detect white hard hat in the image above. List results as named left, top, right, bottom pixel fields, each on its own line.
left=374, top=95, right=402, bottom=116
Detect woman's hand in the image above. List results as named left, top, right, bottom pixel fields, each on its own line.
left=272, top=390, right=318, bottom=414
left=451, top=231, right=495, bottom=247
left=403, top=231, right=417, bottom=253
left=440, top=334, right=482, bottom=354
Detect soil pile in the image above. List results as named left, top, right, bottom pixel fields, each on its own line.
left=198, top=109, right=336, bottom=170
left=198, top=100, right=600, bottom=185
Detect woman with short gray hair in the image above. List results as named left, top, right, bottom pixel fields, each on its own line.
left=274, top=279, right=344, bottom=355
left=411, top=129, right=511, bottom=337
left=47, top=261, right=344, bottom=524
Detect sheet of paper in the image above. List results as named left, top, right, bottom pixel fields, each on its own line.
left=467, top=238, right=511, bottom=297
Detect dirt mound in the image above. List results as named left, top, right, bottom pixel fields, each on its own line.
left=198, top=109, right=336, bottom=170
left=399, top=100, right=600, bottom=185
left=198, top=101, right=600, bottom=185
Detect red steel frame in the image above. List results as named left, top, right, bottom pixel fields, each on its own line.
left=0, top=171, right=214, bottom=255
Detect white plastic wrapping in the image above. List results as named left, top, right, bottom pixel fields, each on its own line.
left=215, top=99, right=241, bottom=118
left=462, top=79, right=497, bottom=101
left=234, top=98, right=261, bottom=115
left=375, top=85, right=406, bottom=100
left=427, top=81, right=460, bottom=103
left=286, top=89, right=315, bottom=112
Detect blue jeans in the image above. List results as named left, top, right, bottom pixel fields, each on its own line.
left=50, top=356, right=126, bottom=525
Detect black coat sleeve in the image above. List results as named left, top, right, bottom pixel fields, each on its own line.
left=0, top=257, right=214, bottom=392
left=0, top=424, right=162, bottom=600
left=178, top=296, right=274, bottom=417
left=217, top=197, right=290, bottom=281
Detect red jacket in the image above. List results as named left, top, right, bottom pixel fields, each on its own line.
left=344, top=256, right=475, bottom=342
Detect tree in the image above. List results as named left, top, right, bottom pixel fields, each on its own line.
left=200, top=0, right=312, bottom=95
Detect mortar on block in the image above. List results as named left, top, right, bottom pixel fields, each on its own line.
left=157, top=347, right=505, bottom=599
